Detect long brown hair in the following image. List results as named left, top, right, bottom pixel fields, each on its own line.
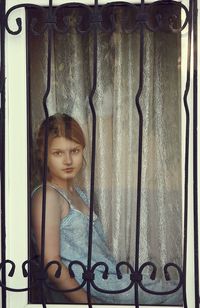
left=34, top=113, right=86, bottom=184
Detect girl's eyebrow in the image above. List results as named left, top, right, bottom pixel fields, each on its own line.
left=51, top=146, right=81, bottom=151
left=72, top=145, right=81, bottom=148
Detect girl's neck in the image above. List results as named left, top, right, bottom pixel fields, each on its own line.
left=48, top=180, right=75, bottom=195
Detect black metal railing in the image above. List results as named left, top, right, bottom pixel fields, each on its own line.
left=0, top=0, right=199, bottom=307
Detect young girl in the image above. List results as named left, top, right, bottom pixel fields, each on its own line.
left=31, top=113, right=182, bottom=304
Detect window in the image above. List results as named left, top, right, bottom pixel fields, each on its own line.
left=1, top=0, right=199, bottom=307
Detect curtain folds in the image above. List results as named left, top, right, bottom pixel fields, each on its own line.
left=29, top=6, right=182, bottom=279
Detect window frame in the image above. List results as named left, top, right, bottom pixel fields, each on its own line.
left=3, top=0, right=199, bottom=307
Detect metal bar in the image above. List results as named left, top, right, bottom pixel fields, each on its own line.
left=26, top=7, right=33, bottom=303
left=86, top=1, right=98, bottom=307
left=39, top=1, right=54, bottom=307
left=182, top=1, right=192, bottom=307
left=192, top=0, right=199, bottom=307
left=41, top=0, right=52, bottom=271
left=0, top=0, right=6, bottom=307
left=134, top=1, right=145, bottom=307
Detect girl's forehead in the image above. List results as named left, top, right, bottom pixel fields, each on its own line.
left=49, top=136, right=81, bottom=148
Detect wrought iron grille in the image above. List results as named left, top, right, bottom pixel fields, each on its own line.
left=0, top=0, right=199, bottom=307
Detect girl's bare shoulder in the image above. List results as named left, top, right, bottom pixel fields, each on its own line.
left=31, top=185, right=70, bottom=219
left=32, top=185, right=61, bottom=208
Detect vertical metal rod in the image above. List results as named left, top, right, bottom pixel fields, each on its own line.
left=26, top=8, right=32, bottom=303
left=182, top=1, right=192, bottom=307
left=192, top=0, right=199, bottom=307
left=87, top=3, right=98, bottom=308
left=134, top=1, right=145, bottom=306
left=40, top=2, right=54, bottom=308
left=0, top=0, right=6, bottom=307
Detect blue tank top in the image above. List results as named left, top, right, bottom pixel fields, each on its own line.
left=32, top=184, right=182, bottom=305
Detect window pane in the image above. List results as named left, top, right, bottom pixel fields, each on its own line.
left=28, top=4, right=182, bottom=305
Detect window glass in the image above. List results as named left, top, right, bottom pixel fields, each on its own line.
left=28, top=4, right=182, bottom=305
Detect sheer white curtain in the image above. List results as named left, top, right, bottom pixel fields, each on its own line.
left=29, top=5, right=182, bottom=278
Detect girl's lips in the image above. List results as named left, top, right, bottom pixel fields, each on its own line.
left=63, top=168, right=74, bottom=173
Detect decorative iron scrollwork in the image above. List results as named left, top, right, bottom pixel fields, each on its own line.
left=145, top=1, right=190, bottom=33
left=0, top=259, right=184, bottom=296
left=138, top=262, right=183, bottom=296
left=0, top=259, right=38, bottom=292
left=44, top=260, right=87, bottom=292
left=4, top=1, right=189, bottom=36
left=5, top=4, right=46, bottom=35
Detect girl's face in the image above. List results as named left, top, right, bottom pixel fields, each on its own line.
left=47, top=136, right=83, bottom=187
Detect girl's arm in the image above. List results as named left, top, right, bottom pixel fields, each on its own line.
left=31, top=187, right=95, bottom=303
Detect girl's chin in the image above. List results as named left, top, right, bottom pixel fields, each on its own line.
left=49, top=175, right=75, bottom=183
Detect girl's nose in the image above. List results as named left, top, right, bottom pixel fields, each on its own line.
left=63, top=152, right=72, bottom=165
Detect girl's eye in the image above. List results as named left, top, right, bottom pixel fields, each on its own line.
left=72, top=148, right=80, bottom=154
left=53, top=151, right=62, bottom=156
